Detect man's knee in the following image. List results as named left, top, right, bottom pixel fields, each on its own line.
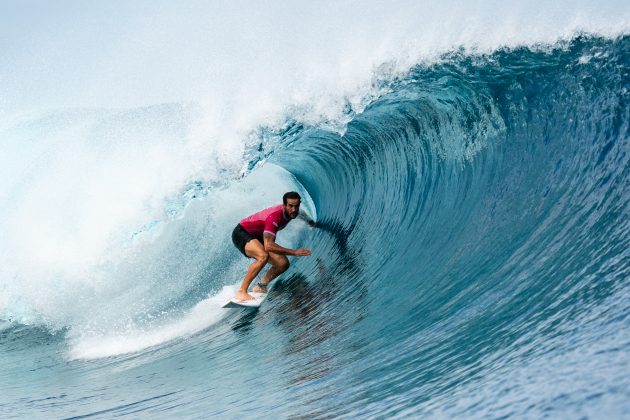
left=277, top=258, right=290, bottom=272
left=255, top=252, right=269, bottom=265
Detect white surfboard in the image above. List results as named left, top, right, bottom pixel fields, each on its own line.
left=222, top=292, right=268, bottom=309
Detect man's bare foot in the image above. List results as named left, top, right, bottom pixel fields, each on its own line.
left=234, top=290, right=254, bottom=301
left=252, top=282, right=268, bottom=293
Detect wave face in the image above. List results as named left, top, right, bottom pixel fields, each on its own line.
left=1, top=32, right=629, bottom=419
left=275, top=35, right=630, bottom=417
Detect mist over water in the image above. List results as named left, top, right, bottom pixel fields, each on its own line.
left=1, top=1, right=629, bottom=418
left=2, top=0, right=628, bottom=114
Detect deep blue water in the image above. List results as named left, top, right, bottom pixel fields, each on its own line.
left=1, top=35, right=629, bottom=418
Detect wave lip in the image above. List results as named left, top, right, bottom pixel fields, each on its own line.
left=2, top=1, right=629, bottom=116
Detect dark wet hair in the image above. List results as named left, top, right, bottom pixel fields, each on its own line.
left=283, top=191, right=301, bottom=204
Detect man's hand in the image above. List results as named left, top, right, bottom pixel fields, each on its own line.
left=294, top=248, right=312, bottom=256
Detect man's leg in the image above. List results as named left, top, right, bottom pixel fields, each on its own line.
left=235, top=240, right=268, bottom=301
left=253, top=252, right=289, bottom=292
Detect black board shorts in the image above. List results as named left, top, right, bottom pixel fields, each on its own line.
left=232, top=224, right=262, bottom=258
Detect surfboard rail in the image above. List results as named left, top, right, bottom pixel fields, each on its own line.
left=222, top=292, right=268, bottom=308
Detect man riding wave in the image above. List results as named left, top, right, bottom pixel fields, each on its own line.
left=231, top=191, right=315, bottom=301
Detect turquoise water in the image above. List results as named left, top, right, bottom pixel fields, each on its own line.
left=1, top=6, right=629, bottom=418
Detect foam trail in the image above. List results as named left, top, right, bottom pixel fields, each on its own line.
left=68, top=286, right=235, bottom=359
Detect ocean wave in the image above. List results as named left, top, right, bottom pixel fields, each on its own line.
left=1, top=33, right=629, bottom=418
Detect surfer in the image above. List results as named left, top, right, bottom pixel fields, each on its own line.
left=231, top=191, right=315, bottom=301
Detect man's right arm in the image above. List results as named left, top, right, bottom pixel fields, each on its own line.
left=263, top=234, right=311, bottom=256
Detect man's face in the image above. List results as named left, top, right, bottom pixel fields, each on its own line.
left=284, top=198, right=300, bottom=219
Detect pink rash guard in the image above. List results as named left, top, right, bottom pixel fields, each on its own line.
left=239, top=204, right=291, bottom=240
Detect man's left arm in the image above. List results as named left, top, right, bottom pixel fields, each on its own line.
left=298, top=210, right=316, bottom=227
